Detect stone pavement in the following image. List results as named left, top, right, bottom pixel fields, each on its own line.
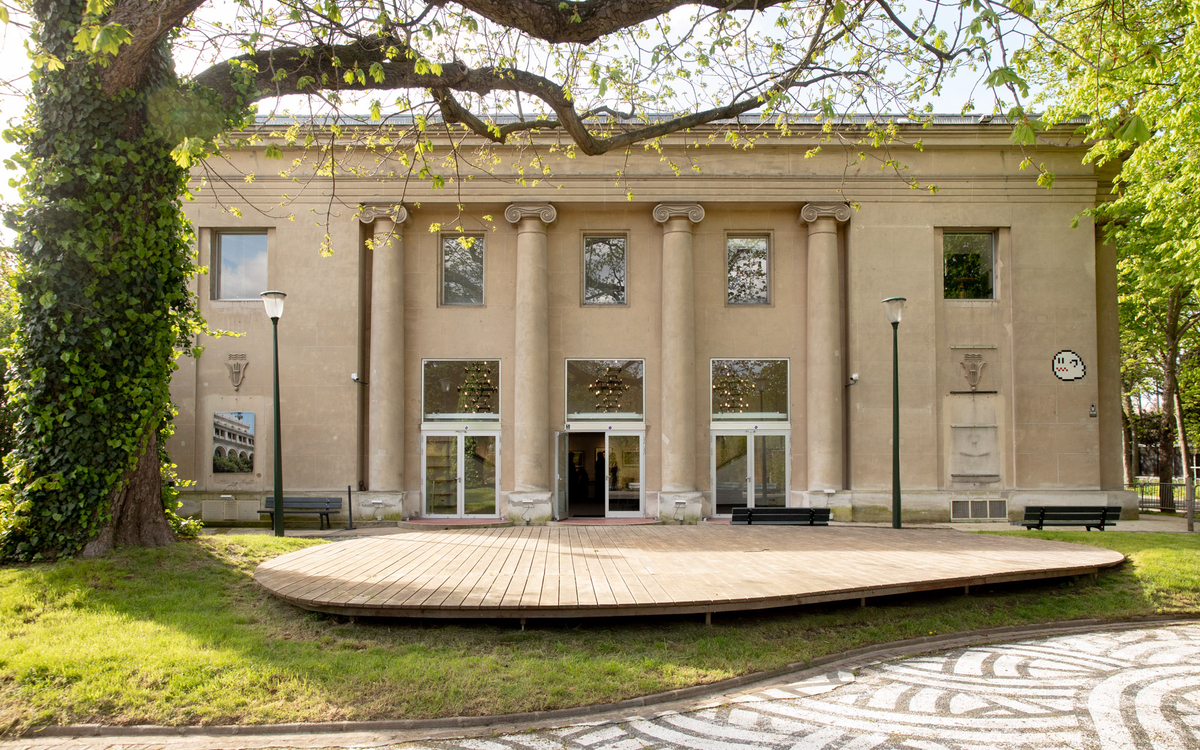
left=5, top=623, right=1200, bottom=750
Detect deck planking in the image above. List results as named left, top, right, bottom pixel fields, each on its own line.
left=254, top=525, right=1126, bottom=619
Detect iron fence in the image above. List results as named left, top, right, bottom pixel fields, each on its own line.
left=1128, top=481, right=1200, bottom=514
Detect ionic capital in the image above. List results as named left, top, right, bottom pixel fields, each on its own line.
left=504, top=203, right=557, bottom=224
left=359, top=204, right=409, bottom=224
left=799, top=202, right=852, bottom=224
left=653, top=203, right=705, bottom=224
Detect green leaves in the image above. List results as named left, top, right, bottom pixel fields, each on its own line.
left=1114, top=114, right=1152, bottom=143
left=832, top=1, right=847, bottom=24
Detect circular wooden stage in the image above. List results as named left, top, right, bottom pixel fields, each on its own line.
left=254, top=525, right=1125, bottom=619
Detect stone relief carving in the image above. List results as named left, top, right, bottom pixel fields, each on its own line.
left=799, top=202, right=853, bottom=224
left=652, top=203, right=706, bottom=224
left=961, top=353, right=986, bottom=392
left=504, top=203, right=558, bottom=224
left=226, top=353, right=248, bottom=392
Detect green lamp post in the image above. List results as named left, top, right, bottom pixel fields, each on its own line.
left=883, top=296, right=906, bottom=530
left=261, top=290, right=287, bottom=537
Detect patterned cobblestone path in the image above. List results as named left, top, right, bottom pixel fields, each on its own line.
left=409, top=624, right=1200, bottom=750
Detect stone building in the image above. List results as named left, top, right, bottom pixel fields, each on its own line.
left=170, top=116, right=1131, bottom=524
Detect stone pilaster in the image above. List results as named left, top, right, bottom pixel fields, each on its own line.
left=654, top=203, right=705, bottom=515
left=506, top=203, right=556, bottom=501
left=360, top=205, right=408, bottom=500
left=799, top=203, right=851, bottom=495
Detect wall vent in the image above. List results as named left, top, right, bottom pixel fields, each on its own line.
left=951, top=498, right=1007, bottom=521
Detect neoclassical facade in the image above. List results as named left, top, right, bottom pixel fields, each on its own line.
left=171, top=118, right=1130, bottom=524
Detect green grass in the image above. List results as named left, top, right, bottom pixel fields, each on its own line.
left=0, top=531, right=1197, bottom=732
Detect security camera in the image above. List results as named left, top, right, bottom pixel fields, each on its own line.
left=351, top=373, right=368, bottom=385
left=845, top=373, right=859, bottom=387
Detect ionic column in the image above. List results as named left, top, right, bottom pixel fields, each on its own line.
left=799, top=203, right=851, bottom=494
left=506, top=203, right=557, bottom=494
left=654, top=203, right=705, bottom=496
left=361, top=205, right=408, bottom=494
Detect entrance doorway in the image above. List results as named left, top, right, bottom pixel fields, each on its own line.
left=422, top=431, right=500, bottom=517
left=554, top=431, right=643, bottom=518
left=711, top=431, right=789, bottom=516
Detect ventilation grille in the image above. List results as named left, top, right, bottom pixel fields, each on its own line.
left=951, top=499, right=1007, bottom=521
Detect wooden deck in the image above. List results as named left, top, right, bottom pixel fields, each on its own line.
left=254, top=525, right=1125, bottom=619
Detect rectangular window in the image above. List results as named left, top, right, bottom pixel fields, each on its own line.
left=943, top=232, right=995, bottom=299
left=423, top=360, right=500, bottom=420
left=711, top=359, right=788, bottom=420
left=213, top=412, right=255, bottom=473
left=441, top=236, right=485, bottom=305
left=213, top=232, right=268, bottom=300
left=565, top=359, right=644, bottom=420
left=583, top=236, right=627, bottom=305
left=726, top=236, right=769, bottom=305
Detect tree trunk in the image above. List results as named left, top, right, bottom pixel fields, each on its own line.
left=81, top=428, right=175, bottom=558
left=1175, top=387, right=1196, bottom=531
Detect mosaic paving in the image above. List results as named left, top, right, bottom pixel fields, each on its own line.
left=411, top=624, right=1200, bottom=750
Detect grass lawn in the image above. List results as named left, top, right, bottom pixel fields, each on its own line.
left=0, top=530, right=1197, bottom=732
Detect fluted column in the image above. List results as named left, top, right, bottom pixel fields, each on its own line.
left=654, top=203, right=705, bottom=497
left=361, top=204, right=408, bottom=494
left=799, top=203, right=851, bottom=494
left=506, top=203, right=557, bottom=494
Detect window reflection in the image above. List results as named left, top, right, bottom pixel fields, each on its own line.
left=566, top=359, right=644, bottom=420
left=423, top=360, right=500, bottom=419
left=943, top=232, right=994, bottom=299
left=711, top=359, right=788, bottom=419
left=216, top=233, right=268, bottom=300
left=442, top=236, right=485, bottom=305
left=583, top=236, right=627, bottom=305
left=726, top=236, right=769, bottom=305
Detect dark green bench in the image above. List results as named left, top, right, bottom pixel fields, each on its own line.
left=259, top=496, right=343, bottom=530
left=731, top=507, right=831, bottom=526
left=1017, top=505, right=1120, bottom=531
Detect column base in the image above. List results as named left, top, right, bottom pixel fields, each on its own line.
left=506, top=491, right=553, bottom=525
left=659, top=491, right=703, bottom=525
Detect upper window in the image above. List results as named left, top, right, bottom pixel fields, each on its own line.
left=566, top=359, right=644, bottom=420
left=423, top=360, right=500, bottom=421
left=441, top=236, right=485, bottom=306
left=583, top=236, right=627, bottom=305
left=943, top=232, right=994, bottom=300
left=213, top=232, right=268, bottom=300
left=711, top=359, right=788, bottom=420
left=726, top=236, right=770, bottom=305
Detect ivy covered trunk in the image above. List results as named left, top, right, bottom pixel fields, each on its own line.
left=0, top=0, right=201, bottom=560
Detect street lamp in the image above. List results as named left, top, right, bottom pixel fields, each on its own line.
left=883, top=296, right=906, bottom=530
left=261, top=290, right=287, bottom=537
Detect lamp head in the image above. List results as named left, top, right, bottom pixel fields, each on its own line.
left=882, top=296, right=906, bottom=325
left=260, top=290, right=286, bottom=320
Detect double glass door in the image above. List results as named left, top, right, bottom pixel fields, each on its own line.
left=555, top=431, right=644, bottom=518
left=712, top=431, right=788, bottom=516
left=423, top=431, right=499, bottom=517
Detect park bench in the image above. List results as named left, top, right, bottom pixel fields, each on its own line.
left=1017, top=505, right=1120, bottom=531
left=259, top=496, right=343, bottom=530
left=731, top=507, right=831, bottom=526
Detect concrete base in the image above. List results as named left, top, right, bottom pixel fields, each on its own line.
left=506, top=491, right=553, bottom=525
left=659, top=491, right=704, bottom=524
left=353, top=491, right=406, bottom=521
left=815, top=489, right=1139, bottom=524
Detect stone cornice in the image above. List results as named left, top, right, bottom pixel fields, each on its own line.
left=652, top=203, right=705, bottom=224
left=799, top=203, right=852, bottom=224
left=504, top=203, right=557, bottom=224
left=359, top=204, right=408, bottom=224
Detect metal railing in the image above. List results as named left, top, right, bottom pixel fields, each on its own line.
left=1128, top=481, right=1200, bottom=514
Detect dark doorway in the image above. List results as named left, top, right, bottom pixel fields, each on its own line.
left=567, top=432, right=605, bottom=517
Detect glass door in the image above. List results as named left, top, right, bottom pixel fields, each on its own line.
left=711, top=431, right=788, bottom=516
left=605, top=432, right=643, bottom=517
left=554, top=431, right=568, bottom=520
left=423, top=431, right=499, bottom=517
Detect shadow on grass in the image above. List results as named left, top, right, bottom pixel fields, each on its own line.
left=0, top=531, right=1195, bottom=731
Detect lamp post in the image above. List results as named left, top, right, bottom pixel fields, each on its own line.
left=882, top=296, right=906, bottom=529
left=261, top=291, right=287, bottom=537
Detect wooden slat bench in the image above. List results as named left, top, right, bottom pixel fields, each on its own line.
left=731, top=507, right=831, bottom=526
left=1017, top=505, right=1120, bottom=531
left=259, top=496, right=343, bottom=530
